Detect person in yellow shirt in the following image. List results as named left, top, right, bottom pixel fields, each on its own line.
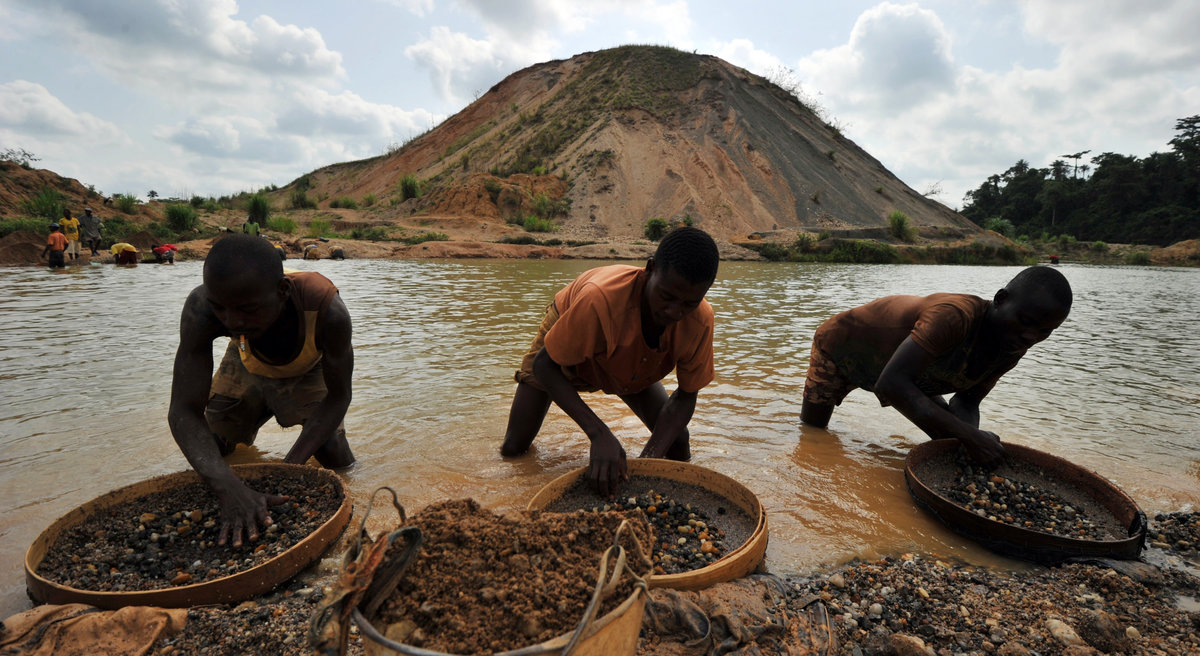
left=110, top=242, right=139, bottom=265
left=59, top=209, right=81, bottom=261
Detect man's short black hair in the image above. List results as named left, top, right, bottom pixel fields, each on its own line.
left=1005, top=266, right=1072, bottom=310
left=654, top=227, right=719, bottom=284
left=204, top=234, right=284, bottom=285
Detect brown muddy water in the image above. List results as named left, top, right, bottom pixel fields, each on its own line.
left=1, top=259, right=1198, bottom=618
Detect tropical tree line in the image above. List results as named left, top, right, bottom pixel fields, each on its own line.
left=960, top=116, right=1199, bottom=246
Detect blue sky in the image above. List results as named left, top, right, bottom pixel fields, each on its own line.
left=1, top=0, right=1197, bottom=210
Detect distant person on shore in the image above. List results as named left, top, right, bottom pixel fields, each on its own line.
left=60, top=209, right=81, bottom=261
left=800, top=266, right=1072, bottom=463
left=110, top=242, right=139, bottom=265
left=304, top=243, right=321, bottom=260
left=243, top=220, right=260, bottom=236
left=330, top=247, right=345, bottom=260
left=41, top=223, right=68, bottom=268
left=152, top=243, right=178, bottom=264
left=500, top=227, right=720, bottom=496
left=79, top=207, right=102, bottom=255
left=169, top=234, right=354, bottom=546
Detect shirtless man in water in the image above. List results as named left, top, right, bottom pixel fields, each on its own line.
left=169, top=234, right=354, bottom=546
left=801, top=266, right=1072, bottom=463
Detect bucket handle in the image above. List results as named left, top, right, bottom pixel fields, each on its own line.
left=352, top=518, right=652, bottom=656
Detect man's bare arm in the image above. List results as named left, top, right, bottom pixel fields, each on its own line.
left=874, top=337, right=1005, bottom=462
left=167, top=287, right=285, bottom=546
left=639, top=389, right=697, bottom=458
left=285, top=294, right=353, bottom=465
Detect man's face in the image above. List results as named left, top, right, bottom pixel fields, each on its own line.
left=643, top=261, right=712, bottom=330
left=203, top=273, right=288, bottom=339
left=990, top=288, right=1069, bottom=354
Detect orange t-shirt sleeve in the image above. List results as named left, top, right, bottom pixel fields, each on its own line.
left=909, top=301, right=971, bottom=356
left=673, top=303, right=715, bottom=392
left=543, top=289, right=609, bottom=367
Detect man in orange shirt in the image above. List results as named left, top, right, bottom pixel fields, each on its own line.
left=41, top=223, right=68, bottom=268
left=800, top=266, right=1072, bottom=463
left=501, top=227, right=720, bottom=496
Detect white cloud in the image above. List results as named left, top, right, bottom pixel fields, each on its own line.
left=405, top=26, right=533, bottom=106
left=15, top=0, right=345, bottom=100
left=277, top=88, right=441, bottom=141
left=381, top=0, right=435, bottom=17
left=0, top=81, right=124, bottom=140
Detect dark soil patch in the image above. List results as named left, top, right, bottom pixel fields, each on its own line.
left=544, top=474, right=758, bottom=574
left=926, top=449, right=1125, bottom=541
left=36, top=471, right=342, bottom=591
left=370, top=499, right=650, bottom=656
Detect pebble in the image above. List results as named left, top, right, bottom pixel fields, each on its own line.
left=1045, top=618, right=1083, bottom=646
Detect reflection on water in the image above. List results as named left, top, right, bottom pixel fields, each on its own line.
left=1, top=259, right=1198, bottom=617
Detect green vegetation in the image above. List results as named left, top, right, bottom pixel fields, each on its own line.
left=399, top=175, right=421, bottom=201
left=400, top=231, right=449, bottom=245
left=164, top=204, right=198, bottom=232
left=267, top=216, right=297, bottom=234
left=362, top=193, right=376, bottom=207
left=306, top=218, right=333, bottom=238
left=114, top=193, right=139, bottom=214
left=1125, top=251, right=1151, bottom=265
left=350, top=226, right=391, bottom=241
left=0, top=217, right=52, bottom=237
left=21, top=187, right=64, bottom=221
left=290, top=189, right=317, bottom=209
left=498, top=235, right=595, bottom=247
left=247, top=194, right=270, bottom=223
left=983, top=217, right=1015, bottom=238
left=329, top=196, right=359, bottom=210
left=522, top=216, right=556, bottom=232
left=962, top=115, right=1200, bottom=246
left=643, top=217, right=669, bottom=240
left=887, top=210, right=917, bottom=242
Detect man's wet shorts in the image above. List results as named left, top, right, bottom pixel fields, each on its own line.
left=802, top=324, right=856, bottom=407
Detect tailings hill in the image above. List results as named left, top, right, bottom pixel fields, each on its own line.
left=282, top=46, right=977, bottom=242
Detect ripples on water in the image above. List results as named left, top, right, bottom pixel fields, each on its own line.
left=1, top=260, right=1198, bottom=616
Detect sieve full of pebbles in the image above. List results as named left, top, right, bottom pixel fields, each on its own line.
left=36, top=471, right=343, bottom=592
left=543, top=474, right=757, bottom=575
left=936, top=454, right=1121, bottom=541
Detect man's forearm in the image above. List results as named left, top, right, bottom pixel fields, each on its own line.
left=168, top=409, right=237, bottom=485
left=643, top=390, right=695, bottom=456
left=285, top=397, right=349, bottom=464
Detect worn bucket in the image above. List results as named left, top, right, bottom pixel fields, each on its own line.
left=527, top=458, right=768, bottom=591
left=25, top=463, right=351, bottom=609
left=905, top=440, right=1146, bottom=563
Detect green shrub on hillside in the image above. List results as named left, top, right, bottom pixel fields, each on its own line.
left=21, top=187, right=63, bottom=221
left=887, top=211, right=917, bottom=242
left=350, top=226, right=390, bottom=241
left=832, top=239, right=898, bottom=263
left=362, top=193, right=376, bottom=207
left=114, top=193, right=139, bottom=214
left=643, top=217, right=669, bottom=240
left=400, top=175, right=420, bottom=201
left=330, top=196, right=359, bottom=210
left=0, top=217, right=52, bottom=237
left=1125, top=251, right=1151, bottom=265
left=401, top=231, right=449, bottom=245
left=290, top=189, right=317, bottom=210
left=984, top=217, right=1015, bottom=238
left=165, top=204, right=198, bottom=232
left=306, top=218, right=332, bottom=238
left=266, top=216, right=297, bottom=234
left=247, top=194, right=270, bottom=222
left=522, top=216, right=556, bottom=233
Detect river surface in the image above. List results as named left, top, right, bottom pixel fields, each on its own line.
left=1, top=259, right=1198, bottom=617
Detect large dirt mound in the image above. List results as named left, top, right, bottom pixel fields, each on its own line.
left=0, top=230, right=44, bottom=265
left=277, top=46, right=976, bottom=242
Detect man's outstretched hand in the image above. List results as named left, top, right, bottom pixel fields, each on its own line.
left=960, top=429, right=1006, bottom=465
left=588, top=433, right=628, bottom=499
left=212, top=477, right=290, bottom=547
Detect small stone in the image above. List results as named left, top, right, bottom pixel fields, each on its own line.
left=1125, top=626, right=1140, bottom=639
left=139, top=513, right=157, bottom=524
left=1045, top=618, right=1084, bottom=646
left=829, top=573, right=846, bottom=588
